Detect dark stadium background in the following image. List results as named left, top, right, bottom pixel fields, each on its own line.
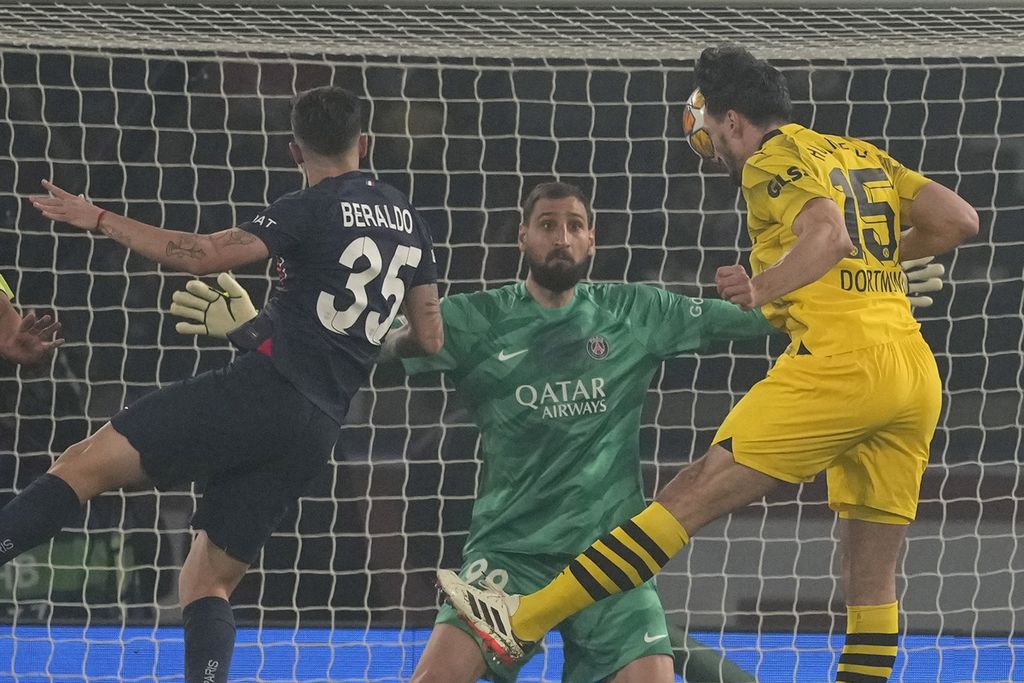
left=0, top=50, right=1019, bottom=632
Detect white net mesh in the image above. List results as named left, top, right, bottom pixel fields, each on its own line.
left=2, top=3, right=1024, bottom=59
left=0, top=3, right=1021, bottom=682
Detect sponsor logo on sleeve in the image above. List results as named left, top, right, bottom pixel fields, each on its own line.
left=766, top=166, right=804, bottom=198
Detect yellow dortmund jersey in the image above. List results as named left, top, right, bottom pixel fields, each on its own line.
left=742, top=123, right=931, bottom=356
left=0, top=273, right=11, bottom=300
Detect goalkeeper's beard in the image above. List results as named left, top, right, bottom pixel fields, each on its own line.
left=527, top=250, right=591, bottom=293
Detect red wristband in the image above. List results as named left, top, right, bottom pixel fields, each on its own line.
left=95, top=209, right=108, bottom=231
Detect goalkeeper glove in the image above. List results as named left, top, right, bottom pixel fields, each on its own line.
left=170, top=272, right=258, bottom=339
left=900, top=256, right=945, bottom=308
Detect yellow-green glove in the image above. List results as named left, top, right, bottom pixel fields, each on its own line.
left=170, top=272, right=258, bottom=339
left=901, top=256, right=945, bottom=308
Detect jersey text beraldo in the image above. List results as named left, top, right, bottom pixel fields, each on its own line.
left=340, top=202, right=413, bottom=233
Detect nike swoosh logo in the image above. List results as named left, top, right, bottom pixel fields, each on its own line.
left=644, top=633, right=668, bottom=643
left=497, top=349, right=528, bottom=361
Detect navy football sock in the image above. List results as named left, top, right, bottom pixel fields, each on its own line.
left=183, top=596, right=236, bottom=683
left=0, top=473, right=81, bottom=566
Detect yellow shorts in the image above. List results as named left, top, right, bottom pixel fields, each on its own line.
left=713, top=333, right=941, bottom=524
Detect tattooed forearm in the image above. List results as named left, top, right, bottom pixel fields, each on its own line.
left=217, top=229, right=258, bottom=247
left=166, top=237, right=207, bottom=260
left=100, top=224, right=133, bottom=248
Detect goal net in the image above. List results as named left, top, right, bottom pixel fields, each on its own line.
left=0, top=2, right=1021, bottom=681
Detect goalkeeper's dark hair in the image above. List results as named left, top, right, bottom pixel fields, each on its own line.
left=521, top=182, right=594, bottom=226
left=291, top=86, right=363, bottom=157
left=695, top=45, right=792, bottom=125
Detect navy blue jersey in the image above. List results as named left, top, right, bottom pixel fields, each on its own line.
left=240, top=171, right=438, bottom=421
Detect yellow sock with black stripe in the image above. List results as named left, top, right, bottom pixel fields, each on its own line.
left=836, top=602, right=899, bottom=683
left=511, top=502, right=689, bottom=642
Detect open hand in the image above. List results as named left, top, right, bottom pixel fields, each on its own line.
left=170, top=272, right=258, bottom=339
left=1, top=311, right=64, bottom=365
left=31, top=180, right=105, bottom=231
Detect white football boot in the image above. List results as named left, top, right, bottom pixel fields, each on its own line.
left=436, top=568, right=533, bottom=664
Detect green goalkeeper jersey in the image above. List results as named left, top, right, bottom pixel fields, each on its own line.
left=403, top=282, right=776, bottom=557
left=0, top=274, right=11, bottom=300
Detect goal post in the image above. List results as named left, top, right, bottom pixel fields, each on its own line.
left=0, top=2, right=1021, bottom=681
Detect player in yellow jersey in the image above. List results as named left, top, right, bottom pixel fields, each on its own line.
left=0, top=273, right=63, bottom=366
left=437, top=45, right=978, bottom=683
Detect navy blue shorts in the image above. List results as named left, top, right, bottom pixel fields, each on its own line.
left=111, top=352, right=340, bottom=564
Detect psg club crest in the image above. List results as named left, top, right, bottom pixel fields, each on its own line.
left=587, top=335, right=610, bottom=360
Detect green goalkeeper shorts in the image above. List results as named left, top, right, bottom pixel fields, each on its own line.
left=435, top=551, right=674, bottom=683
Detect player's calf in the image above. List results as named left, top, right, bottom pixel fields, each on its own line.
left=0, top=472, right=80, bottom=567
left=409, top=623, right=489, bottom=683
left=183, top=596, right=235, bottom=683
left=0, top=422, right=143, bottom=570
left=836, top=602, right=898, bottom=683
left=179, top=532, right=249, bottom=683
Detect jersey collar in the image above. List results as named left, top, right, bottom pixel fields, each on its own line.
left=759, top=129, right=783, bottom=147
left=758, top=123, right=806, bottom=151
left=315, top=169, right=371, bottom=186
left=515, top=281, right=585, bottom=316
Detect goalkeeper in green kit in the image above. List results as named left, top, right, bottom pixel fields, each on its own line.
left=170, top=182, right=943, bottom=683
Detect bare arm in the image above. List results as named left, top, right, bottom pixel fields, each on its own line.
left=899, top=181, right=979, bottom=261
left=0, top=295, right=64, bottom=365
left=32, top=180, right=269, bottom=275
left=380, top=283, right=443, bottom=360
left=717, top=197, right=853, bottom=310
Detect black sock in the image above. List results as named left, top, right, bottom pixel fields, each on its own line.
left=183, top=596, right=236, bottom=683
left=0, top=473, right=81, bottom=566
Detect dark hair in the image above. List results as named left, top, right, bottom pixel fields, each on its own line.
left=290, top=86, right=363, bottom=157
left=521, top=182, right=594, bottom=226
left=694, top=45, right=792, bottom=125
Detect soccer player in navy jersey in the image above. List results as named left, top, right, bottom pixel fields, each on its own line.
left=21, top=86, right=441, bottom=683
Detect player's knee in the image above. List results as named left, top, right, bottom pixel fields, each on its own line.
left=49, top=427, right=145, bottom=499
left=51, top=437, right=89, bottom=469
left=178, top=571, right=238, bottom=606
left=609, top=654, right=676, bottom=683
left=179, top=538, right=249, bottom=605
left=49, top=440, right=103, bottom=500
left=659, top=449, right=715, bottom=501
left=409, top=667, right=448, bottom=683
left=411, top=663, right=471, bottom=683
left=410, top=643, right=480, bottom=683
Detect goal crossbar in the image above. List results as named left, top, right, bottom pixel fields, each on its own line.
left=2, top=3, right=1024, bottom=59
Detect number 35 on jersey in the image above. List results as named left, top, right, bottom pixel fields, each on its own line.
left=317, top=237, right=423, bottom=345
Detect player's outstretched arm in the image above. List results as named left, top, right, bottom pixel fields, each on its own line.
left=899, top=182, right=979, bottom=261
left=0, top=295, right=64, bottom=365
left=31, top=180, right=269, bottom=275
left=379, top=284, right=443, bottom=361
left=717, top=197, right=853, bottom=310
left=170, top=273, right=259, bottom=340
